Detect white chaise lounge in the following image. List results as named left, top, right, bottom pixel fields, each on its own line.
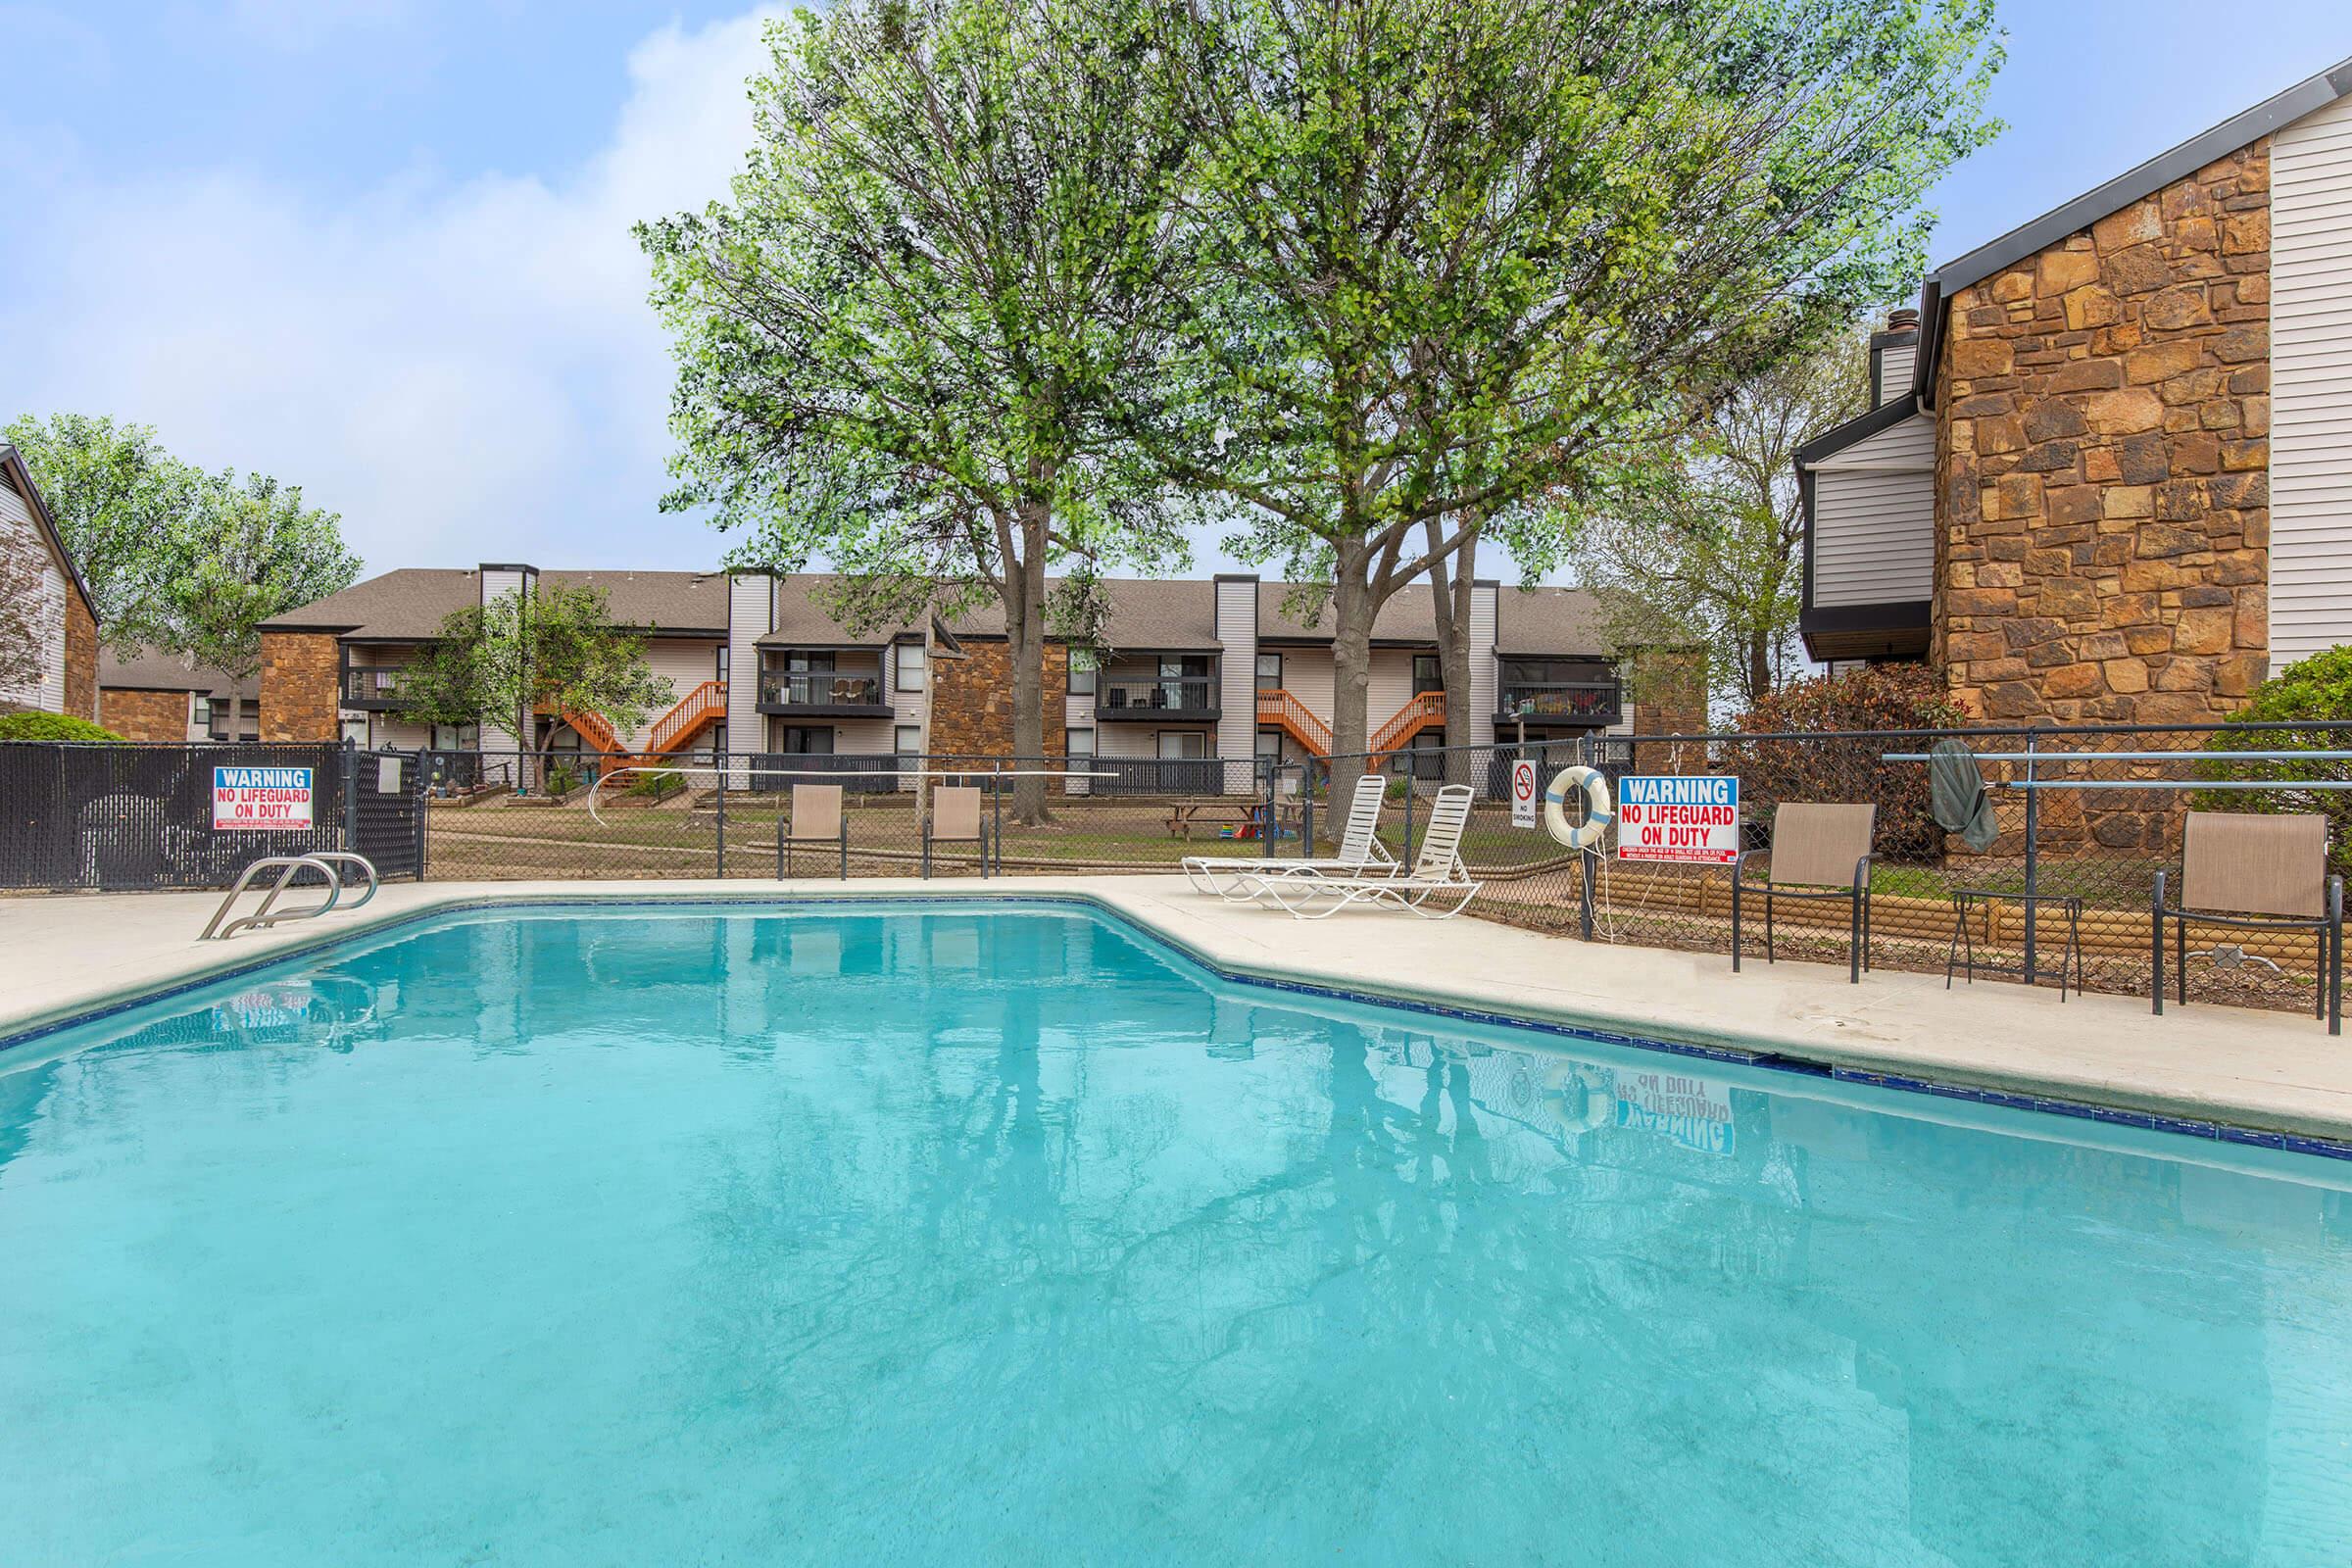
left=1252, top=785, right=1482, bottom=920
left=1182, top=773, right=1395, bottom=899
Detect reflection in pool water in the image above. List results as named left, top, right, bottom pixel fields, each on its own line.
left=1, top=906, right=2348, bottom=1566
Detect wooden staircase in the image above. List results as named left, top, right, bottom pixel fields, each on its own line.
left=1255, top=689, right=1333, bottom=757
left=1254, top=687, right=1446, bottom=760
left=542, top=679, right=728, bottom=774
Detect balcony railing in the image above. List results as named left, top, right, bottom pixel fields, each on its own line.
left=342, top=668, right=408, bottom=709
left=758, top=672, right=889, bottom=710
left=1497, top=681, right=1622, bottom=725
left=1096, top=678, right=1220, bottom=719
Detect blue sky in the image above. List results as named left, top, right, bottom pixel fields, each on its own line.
left=4, top=1, right=2351, bottom=576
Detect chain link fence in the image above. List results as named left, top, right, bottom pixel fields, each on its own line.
left=1301, top=723, right=2352, bottom=1014
left=412, top=751, right=1282, bottom=882
left=0, top=741, right=425, bottom=891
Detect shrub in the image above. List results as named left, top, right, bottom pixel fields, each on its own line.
left=2196, top=645, right=2352, bottom=873
left=1724, top=664, right=1966, bottom=865
left=0, top=710, right=126, bottom=743
left=628, top=767, right=684, bottom=801
left=544, top=762, right=583, bottom=799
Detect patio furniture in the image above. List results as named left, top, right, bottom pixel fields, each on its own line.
left=1946, top=888, right=2084, bottom=1001
left=1165, top=802, right=1265, bottom=840
left=776, top=784, right=849, bottom=880
left=1733, top=804, right=1877, bottom=984
left=923, top=785, right=995, bottom=879
left=1252, top=785, right=1480, bottom=920
left=1182, top=773, right=1393, bottom=899
left=2152, top=811, right=2342, bottom=1034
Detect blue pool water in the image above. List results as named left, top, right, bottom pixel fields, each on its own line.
left=2, top=905, right=2349, bottom=1566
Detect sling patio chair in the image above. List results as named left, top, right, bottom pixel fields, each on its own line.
left=1732, top=803, right=1878, bottom=984
left=1253, top=784, right=1481, bottom=920
left=922, top=785, right=996, bottom=879
left=776, top=783, right=849, bottom=880
left=2152, top=810, right=2343, bottom=1034
left=1182, top=773, right=1395, bottom=899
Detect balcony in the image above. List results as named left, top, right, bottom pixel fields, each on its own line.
left=1095, top=677, right=1220, bottom=723
left=1494, top=680, right=1622, bottom=727
left=757, top=670, right=892, bottom=716
left=341, top=666, right=409, bottom=710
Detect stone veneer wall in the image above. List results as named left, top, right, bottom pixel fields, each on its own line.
left=929, top=639, right=1069, bottom=760
left=102, top=688, right=190, bottom=744
left=1934, top=142, right=2271, bottom=725
left=63, top=595, right=97, bottom=719
left=259, top=631, right=341, bottom=742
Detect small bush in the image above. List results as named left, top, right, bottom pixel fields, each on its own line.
left=628, top=768, right=684, bottom=801
left=2196, top=645, right=2352, bottom=873
left=544, top=762, right=583, bottom=799
left=1725, top=664, right=1966, bottom=864
left=0, top=710, right=126, bottom=743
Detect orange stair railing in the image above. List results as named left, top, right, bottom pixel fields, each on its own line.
left=648, top=679, right=726, bottom=755
left=1369, top=690, right=1446, bottom=758
left=1255, top=688, right=1333, bottom=757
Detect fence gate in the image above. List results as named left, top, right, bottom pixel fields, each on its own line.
left=350, top=749, right=426, bottom=879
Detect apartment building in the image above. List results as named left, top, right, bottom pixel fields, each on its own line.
left=98, top=651, right=257, bottom=743
left=0, top=443, right=98, bottom=720
left=1798, top=53, right=2352, bottom=721
left=253, top=564, right=1657, bottom=786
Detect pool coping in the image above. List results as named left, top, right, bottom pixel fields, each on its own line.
left=7, top=879, right=2352, bottom=1160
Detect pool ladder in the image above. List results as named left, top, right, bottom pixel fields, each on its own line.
left=199, top=853, right=379, bottom=941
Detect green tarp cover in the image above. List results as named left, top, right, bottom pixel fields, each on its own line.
left=1929, top=738, right=1998, bottom=853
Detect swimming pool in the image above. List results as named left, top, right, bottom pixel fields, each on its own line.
left=2, top=903, right=2347, bottom=1565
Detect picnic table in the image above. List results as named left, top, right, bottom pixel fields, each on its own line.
left=1164, top=802, right=1271, bottom=841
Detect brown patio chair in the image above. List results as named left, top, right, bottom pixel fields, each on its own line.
left=776, top=783, right=848, bottom=880
left=923, top=785, right=995, bottom=879
left=2153, top=811, right=2342, bottom=1034
left=1732, top=803, right=1878, bottom=984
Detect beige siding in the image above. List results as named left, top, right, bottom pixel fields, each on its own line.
left=1878, top=341, right=1917, bottom=403
left=1367, top=648, right=1417, bottom=740
left=1214, top=576, right=1256, bottom=777
left=0, top=482, right=68, bottom=713
left=1809, top=412, right=1935, bottom=608
left=2271, top=91, right=2352, bottom=667
left=1266, top=646, right=1334, bottom=724
left=1466, top=584, right=1498, bottom=748
left=626, top=637, right=723, bottom=750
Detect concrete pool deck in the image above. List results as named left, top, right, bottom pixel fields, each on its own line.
left=2, top=875, right=2348, bottom=1145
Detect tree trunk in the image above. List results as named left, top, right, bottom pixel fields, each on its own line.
left=1005, top=505, right=1053, bottom=825
left=1746, top=625, right=1771, bottom=710
left=1325, top=544, right=1377, bottom=849
left=1425, top=517, right=1480, bottom=788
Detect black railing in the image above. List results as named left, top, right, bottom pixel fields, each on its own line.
left=1097, top=678, right=1219, bottom=717
left=1497, top=680, right=1621, bottom=725
left=342, top=668, right=408, bottom=709
left=758, top=672, right=888, bottom=710
left=746, top=752, right=906, bottom=794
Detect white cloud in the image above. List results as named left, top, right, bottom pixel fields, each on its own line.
left=1, top=8, right=786, bottom=572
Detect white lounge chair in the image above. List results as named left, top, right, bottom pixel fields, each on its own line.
left=1182, top=773, right=1395, bottom=898
left=1254, top=785, right=1482, bottom=919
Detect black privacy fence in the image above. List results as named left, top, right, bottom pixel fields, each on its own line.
left=0, top=742, right=424, bottom=891
left=409, top=750, right=1283, bottom=883
left=1302, top=722, right=2352, bottom=1014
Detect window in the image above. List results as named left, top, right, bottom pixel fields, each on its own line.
left=1254, top=729, right=1282, bottom=760
left=1412, top=655, right=1442, bottom=694
left=236, top=700, right=260, bottom=741
left=1255, top=652, right=1282, bottom=692
left=192, top=695, right=215, bottom=730
left=777, top=726, right=835, bottom=755
left=786, top=650, right=835, bottom=673
left=1156, top=731, right=1207, bottom=760
left=895, top=724, right=922, bottom=757
left=1066, top=728, right=1096, bottom=759
left=894, top=642, right=925, bottom=693
left=1067, top=648, right=1097, bottom=697
left=715, top=646, right=730, bottom=683
left=1065, top=728, right=1095, bottom=795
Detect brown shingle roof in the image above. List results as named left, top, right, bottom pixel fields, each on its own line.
left=265, top=567, right=729, bottom=640
left=757, top=575, right=1221, bottom=651
left=1494, top=586, right=1609, bottom=656
left=99, top=648, right=257, bottom=699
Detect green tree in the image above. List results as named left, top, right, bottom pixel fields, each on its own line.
left=395, top=585, right=672, bottom=786
left=2197, top=646, right=2352, bottom=875
left=641, top=0, right=1200, bottom=820
left=1574, top=332, right=1873, bottom=714
left=1134, top=0, right=1999, bottom=788
left=3, top=413, right=361, bottom=679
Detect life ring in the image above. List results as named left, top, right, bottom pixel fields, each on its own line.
left=1543, top=766, right=1612, bottom=850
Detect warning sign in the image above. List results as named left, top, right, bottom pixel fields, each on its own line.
left=213, top=765, right=316, bottom=830
left=1510, top=760, right=1538, bottom=828
left=1615, top=774, right=1739, bottom=864
left=1612, top=1069, right=1737, bottom=1155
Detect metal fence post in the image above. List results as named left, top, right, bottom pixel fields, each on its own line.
left=714, top=749, right=727, bottom=880
left=2022, top=729, right=2040, bottom=985
left=341, top=736, right=360, bottom=855
left=1403, top=766, right=1418, bottom=862
left=1301, top=760, right=1315, bottom=852
left=1580, top=850, right=1596, bottom=943
left=414, top=750, right=429, bottom=881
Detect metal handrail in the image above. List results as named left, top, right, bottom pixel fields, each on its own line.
left=200, top=852, right=377, bottom=941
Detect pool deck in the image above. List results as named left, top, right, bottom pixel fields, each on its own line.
left=3, top=875, right=2348, bottom=1144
